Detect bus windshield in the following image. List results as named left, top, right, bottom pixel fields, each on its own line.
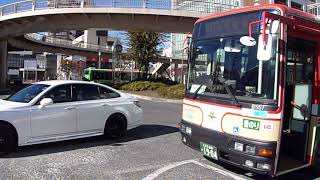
left=187, top=11, right=279, bottom=105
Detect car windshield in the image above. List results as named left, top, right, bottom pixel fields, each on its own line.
left=6, top=84, right=50, bottom=103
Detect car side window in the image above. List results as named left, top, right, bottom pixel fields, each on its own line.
left=74, top=84, right=100, bottom=101
left=99, top=86, right=120, bottom=99
left=43, top=85, right=72, bottom=104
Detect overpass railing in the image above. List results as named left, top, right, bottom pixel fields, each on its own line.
left=308, top=3, right=320, bottom=16
left=0, top=0, right=240, bottom=16
left=25, top=33, right=113, bottom=53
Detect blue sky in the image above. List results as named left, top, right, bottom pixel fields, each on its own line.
left=1, top=0, right=17, bottom=6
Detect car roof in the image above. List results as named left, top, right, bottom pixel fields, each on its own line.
left=35, top=80, right=101, bottom=86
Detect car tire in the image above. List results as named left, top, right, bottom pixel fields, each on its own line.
left=104, top=114, right=127, bottom=139
left=0, top=125, right=17, bottom=156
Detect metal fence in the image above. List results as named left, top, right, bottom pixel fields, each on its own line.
left=25, top=33, right=113, bottom=53
left=307, top=3, right=320, bottom=16
left=0, top=0, right=240, bottom=16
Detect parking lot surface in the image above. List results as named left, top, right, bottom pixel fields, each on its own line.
left=0, top=99, right=318, bottom=179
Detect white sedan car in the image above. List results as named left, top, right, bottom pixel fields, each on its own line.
left=0, top=80, right=143, bottom=155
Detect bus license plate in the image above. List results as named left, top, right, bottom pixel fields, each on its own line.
left=200, top=142, right=218, bottom=160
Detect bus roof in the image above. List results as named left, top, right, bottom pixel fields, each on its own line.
left=195, top=4, right=317, bottom=24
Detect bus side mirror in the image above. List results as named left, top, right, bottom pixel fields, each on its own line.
left=271, top=20, right=280, bottom=34
left=257, top=34, right=272, bottom=61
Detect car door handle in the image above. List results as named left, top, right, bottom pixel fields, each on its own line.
left=101, top=104, right=108, bottom=107
left=65, top=106, right=76, bottom=110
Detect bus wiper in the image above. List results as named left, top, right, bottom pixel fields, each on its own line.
left=217, top=77, right=241, bottom=107
left=192, top=84, right=204, bottom=99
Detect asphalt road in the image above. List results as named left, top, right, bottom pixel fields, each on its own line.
left=0, top=100, right=318, bottom=180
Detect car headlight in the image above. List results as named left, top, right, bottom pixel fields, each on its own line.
left=133, top=101, right=142, bottom=108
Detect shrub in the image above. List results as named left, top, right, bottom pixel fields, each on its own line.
left=134, top=77, right=178, bottom=85
left=120, top=80, right=185, bottom=99
left=157, top=84, right=185, bottom=99
left=119, top=81, right=167, bottom=91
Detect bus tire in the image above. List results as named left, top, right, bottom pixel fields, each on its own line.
left=312, top=140, right=320, bottom=176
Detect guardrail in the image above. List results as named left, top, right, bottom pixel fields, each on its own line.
left=307, top=3, right=320, bottom=16
left=0, top=0, right=240, bottom=16
left=25, top=33, right=113, bottom=53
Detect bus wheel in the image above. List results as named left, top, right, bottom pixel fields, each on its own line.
left=312, top=141, right=320, bottom=176
left=0, top=125, right=17, bottom=156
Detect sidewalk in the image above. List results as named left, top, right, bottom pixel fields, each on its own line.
left=122, top=91, right=183, bottom=104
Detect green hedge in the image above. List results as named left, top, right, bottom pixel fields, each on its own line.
left=157, top=84, right=185, bottom=99
left=134, top=77, right=178, bottom=85
left=120, top=80, right=185, bottom=99
left=119, top=81, right=167, bottom=91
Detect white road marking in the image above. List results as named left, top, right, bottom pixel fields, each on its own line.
left=191, top=160, right=247, bottom=180
left=142, top=159, right=247, bottom=180
left=142, top=159, right=197, bottom=180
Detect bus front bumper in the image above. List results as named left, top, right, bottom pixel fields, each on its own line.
left=180, top=120, right=277, bottom=176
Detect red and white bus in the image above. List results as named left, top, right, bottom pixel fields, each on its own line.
left=180, top=4, right=320, bottom=176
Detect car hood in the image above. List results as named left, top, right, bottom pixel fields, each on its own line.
left=0, top=99, right=29, bottom=110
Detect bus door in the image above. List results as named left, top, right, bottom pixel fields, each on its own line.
left=277, top=37, right=315, bottom=173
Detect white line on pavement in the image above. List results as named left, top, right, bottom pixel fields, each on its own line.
left=141, top=159, right=247, bottom=180
left=191, top=160, right=247, bottom=180
left=142, top=159, right=198, bottom=180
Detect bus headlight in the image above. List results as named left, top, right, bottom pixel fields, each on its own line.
left=245, top=160, right=254, bottom=167
left=186, top=126, right=192, bottom=135
left=180, top=124, right=192, bottom=135
left=257, top=163, right=271, bottom=170
left=234, top=142, right=244, bottom=151
left=245, top=145, right=256, bottom=154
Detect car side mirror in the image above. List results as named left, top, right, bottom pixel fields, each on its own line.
left=39, top=98, right=53, bottom=109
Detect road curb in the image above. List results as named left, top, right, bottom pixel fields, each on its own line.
left=124, top=93, right=183, bottom=104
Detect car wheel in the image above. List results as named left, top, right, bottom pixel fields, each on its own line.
left=104, top=114, right=127, bottom=139
left=0, top=126, right=17, bottom=156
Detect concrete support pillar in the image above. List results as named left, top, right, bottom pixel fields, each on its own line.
left=0, top=41, right=7, bottom=89
left=80, top=0, right=85, bottom=8
left=32, top=0, right=36, bottom=10
left=174, top=62, right=179, bottom=82
left=171, top=0, right=177, bottom=9
left=143, top=0, right=147, bottom=8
